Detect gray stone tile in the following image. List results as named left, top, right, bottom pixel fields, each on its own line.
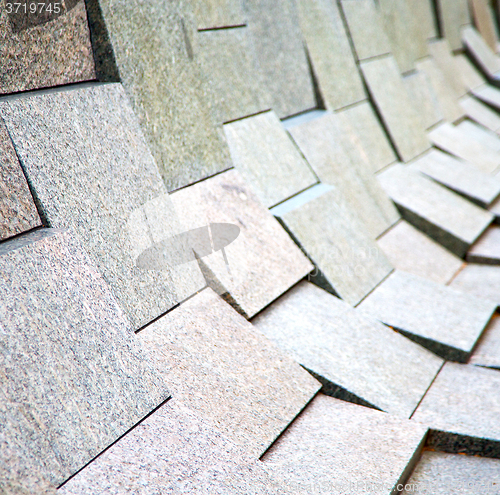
left=0, top=84, right=205, bottom=329
left=0, top=0, right=95, bottom=94
left=191, top=0, right=245, bottom=30
left=457, top=119, right=500, bottom=151
left=171, top=169, right=313, bottom=318
left=287, top=111, right=399, bottom=238
left=472, top=84, right=500, bottom=111
left=197, top=27, right=272, bottom=124
left=262, top=394, right=428, bottom=494
left=462, top=26, right=500, bottom=80
left=470, top=316, right=500, bottom=369
left=377, top=164, right=493, bottom=257
left=244, top=0, right=316, bottom=119
left=470, top=0, right=499, bottom=53
left=137, top=288, right=320, bottom=457
left=449, top=263, right=500, bottom=306
left=460, top=96, right=500, bottom=133
left=361, top=55, right=431, bottom=162
left=412, top=363, right=500, bottom=457
left=224, top=111, right=317, bottom=208
left=406, top=0, right=437, bottom=40
left=438, top=0, right=472, bottom=51
left=0, top=228, right=168, bottom=493
left=358, top=270, right=497, bottom=362
left=296, top=0, right=366, bottom=111
left=455, top=53, right=487, bottom=91
left=377, top=220, right=464, bottom=285
left=252, top=281, right=443, bottom=418
left=271, top=184, right=394, bottom=306
left=89, top=0, right=232, bottom=191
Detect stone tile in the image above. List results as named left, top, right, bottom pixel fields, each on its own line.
left=171, top=169, right=313, bottom=318
left=460, top=96, right=500, bottom=133
left=410, top=149, right=500, bottom=208
left=296, top=0, right=366, bottom=111
left=0, top=84, right=205, bottom=329
left=428, top=122, right=500, bottom=174
left=377, top=220, right=464, bottom=285
left=262, top=395, right=428, bottom=494
left=88, top=0, right=232, bottom=191
left=271, top=184, right=394, bottom=306
left=137, top=288, right=320, bottom=457
left=0, top=0, right=95, bottom=94
left=244, top=0, right=316, bottom=119
left=223, top=111, right=317, bottom=208
left=287, top=112, right=399, bottom=238
left=281, top=109, right=328, bottom=129
left=438, top=0, right=472, bottom=51
left=472, top=84, right=500, bottom=111
left=197, top=27, right=272, bottom=124
left=462, top=26, right=500, bottom=80
left=470, top=0, right=499, bottom=52
left=361, top=55, right=431, bottom=162
left=412, top=363, right=500, bottom=457
left=0, top=228, right=168, bottom=493
left=377, top=164, right=493, bottom=257
left=253, top=281, right=443, bottom=418
left=406, top=0, right=437, bottom=40
left=449, top=263, right=500, bottom=306
left=358, top=270, right=497, bottom=362
left=456, top=119, right=500, bottom=151
left=455, top=53, right=487, bottom=91
left=191, top=0, right=245, bottom=30
left=470, top=315, right=500, bottom=369
left=428, top=40, right=468, bottom=97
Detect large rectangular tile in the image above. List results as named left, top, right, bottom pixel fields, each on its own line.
left=406, top=0, right=437, bottom=40
left=0, top=84, right=205, bottom=328
left=470, top=0, right=499, bottom=52
left=428, top=40, right=468, bottom=97
left=460, top=96, right=500, bottom=134
left=438, top=0, right=472, bottom=51
left=462, top=26, right=500, bottom=80
left=191, top=0, right=245, bottom=29
left=449, top=263, right=500, bottom=307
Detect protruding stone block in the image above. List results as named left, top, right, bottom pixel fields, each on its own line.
left=460, top=97, right=500, bottom=134
left=428, top=40, right=468, bottom=97
left=467, top=226, right=500, bottom=264
left=456, top=119, right=500, bottom=151
left=462, top=26, right=500, bottom=81
left=438, top=0, right=472, bottom=51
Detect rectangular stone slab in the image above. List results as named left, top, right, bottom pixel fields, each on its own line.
left=406, top=0, right=438, bottom=40
left=171, top=169, right=314, bottom=318
left=0, top=228, right=168, bottom=493
left=191, top=0, right=246, bottom=29
left=438, top=0, right=472, bottom=51
left=357, top=270, right=497, bottom=362
left=428, top=40, right=468, bottom=97
left=223, top=110, right=318, bottom=208
left=472, top=84, right=500, bottom=111
left=449, top=263, right=500, bottom=307
left=460, top=96, right=500, bottom=134
left=137, top=288, right=320, bottom=458
left=462, top=26, right=500, bottom=80
left=0, top=84, right=205, bottom=329
left=377, top=164, right=493, bottom=257
left=252, top=281, right=444, bottom=418
left=456, top=119, right=500, bottom=151
left=271, top=184, right=394, bottom=306
left=470, top=316, right=500, bottom=369
left=467, top=225, right=500, bottom=264
left=361, top=55, right=431, bottom=162
left=456, top=54, right=487, bottom=91
left=470, top=0, right=499, bottom=52
left=412, top=363, right=500, bottom=457
left=262, top=395, right=428, bottom=494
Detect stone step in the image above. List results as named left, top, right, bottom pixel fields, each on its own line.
left=460, top=96, right=500, bottom=135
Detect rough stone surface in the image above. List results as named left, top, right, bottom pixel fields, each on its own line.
left=191, top=0, right=246, bottom=29
left=460, top=96, right=500, bottom=133
left=0, top=84, right=205, bottom=329
left=470, top=0, right=499, bottom=52
left=253, top=281, right=443, bottom=418
left=472, top=84, right=500, bottom=111
left=0, top=0, right=95, bottom=95
left=361, top=55, right=431, bottom=162
left=412, top=363, right=500, bottom=457
left=138, top=288, right=320, bottom=458
left=406, top=0, right=437, bottom=40
left=462, top=26, right=500, bottom=79
left=456, top=119, right=500, bottom=152
left=439, top=0, right=472, bottom=51
left=171, top=170, right=313, bottom=318
left=449, top=263, right=500, bottom=307
left=262, top=395, right=428, bottom=494
left=378, top=164, right=493, bottom=257
left=358, top=270, right=497, bottom=362
left=377, top=221, right=464, bottom=285
left=271, top=184, right=394, bottom=306
left=428, top=40, right=468, bottom=97
left=224, top=111, right=317, bottom=208
left=455, top=53, right=487, bottom=90
left=470, top=315, right=500, bottom=368
left=0, top=228, right=169, bottom=493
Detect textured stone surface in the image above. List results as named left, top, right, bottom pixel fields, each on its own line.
left=470, top=315, right=500, bottom=368
left=358, top=270, right=496, bottom=362
left=361, top=55, right=431, bottom=162
left=377, top=221, right=463, bottom=285
left=296, top=0, right=365, bottom=111
left=462, top=26, right=500, bottom=79
left=456, top=53, right=487, bottom=90
left=262, top=395, right=428, bottom=494
left=428, top=40, right=468, bottom=97
left=191, top=0, right=245, bottom=29
left=224, top=111, right=317, bottom=208
left=378, top=164, right=493, bottom=257
left=449, top=263, right=500, bottom=307
left=438, top=0, right=472, bottom=51
left=412, top=363, right=500, bottom=457
left=456, top=119, right=500, bottom=151
left=171, top=170, right=313, bottom=318
left=406, top=0, right=437, bottom=40
left=472, top=84, right=500, bottom=111
left=0, top=228, right=168, bottom=492
left=244, top=0, right=316, bottom=119
left=460, top=96, right=500, bottom=133
left=470, top=0, right=499, bottom=52
left=138, top=288, right=320, bottom=457
left=253, top=281, right=443, bottom=418
left=0, top=84, right=205, bottom=329
left=0, top=0, right=95, bottom=94
left=271, top=184, right=394, bottom=306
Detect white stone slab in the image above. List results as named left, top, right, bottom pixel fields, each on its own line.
left=472, top=84, right=500, bottom=111
left=439, top=0, right=472, bottom=51
left=468, top=225, right=500, bottom=264
left=456, top=119, right=500, bottom=151
left=462, top=26, right=500, bottom=80
left=460, top=96, right=500, bottom=133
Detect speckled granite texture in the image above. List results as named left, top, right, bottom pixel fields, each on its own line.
left=470, top=316, right=500, bottom=369
left=191, top=0, right=246, bottom=29
left=0, top=228, right=169, bottom=492
left=0, top=84, right=205, bottom=329
left=439, top=0, right=472, bottom=51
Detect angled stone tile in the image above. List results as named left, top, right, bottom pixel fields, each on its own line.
left=438, top=0, right=472, bottom=51
left=470, top=0, right=499, bottom=53
left=0, top=228, right=168, bottom=493
left=0, top=0, right=95, bottom=94
left=406, top=0, right=437, bottom=40
left=472, top=84, right=500, bottom=111
left=361, top=55, right=431, bottom=162
left=0, top=84, right=205, bottom=329
left=296, top=0, right=366, bottom=111
left=462, top=26, right=500, bottom=80
left=191, top=0, right=245, bottom=30
left=460, top=96, right=500, bottom=133
left=449, top=263, right=500, bottom=306
left=470, top=316, right=500, bottom=369
left=455, top=53, right=487, bottom=90
left=428, top=40, right=468, bottom=97
left=244, top=0, right=316, bottom=119
left=171, top=169, right=313, bottom=318
left=467, top=226, right=500, bottom=264
left=456, top=119, right=500, bottom=151
left=262, top=395, right=428, bottom=495
left=271, top=184, right=394, bottom=306
left=358, top=270, right=496, bottom=362
left=378, top=164, right=493, bottom=257
left=281, top=109, right=328, bottom=129
left=412, top=363, right=500, bottom=457
left=224, top=111, right=317, bottom=208
left=252, top=281, right=443, bottom=418
left=377, top=221, right=464, bottom=285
